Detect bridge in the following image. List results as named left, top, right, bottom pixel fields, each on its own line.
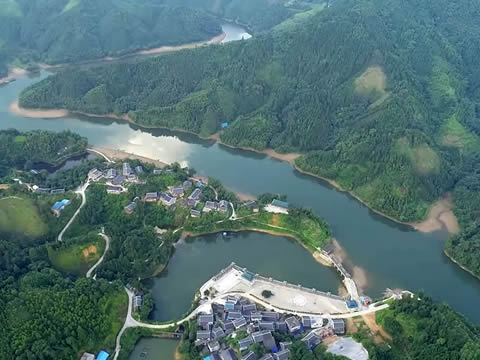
left=323, top=251, right=360, bottom=306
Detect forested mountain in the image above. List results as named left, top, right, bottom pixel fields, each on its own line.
left=158, top=0, right=324, bottom=33
left=0, top=0, right=222, bottom=76
left=20, top=0, right=480, bottom=278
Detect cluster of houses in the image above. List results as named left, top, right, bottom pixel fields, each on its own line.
left=32, top=185, right=66, bottom=195
left=124, top=176, right=230, bottom=217
left=195, top=296, right=346, bottom=360
left=89, top=163, right=147, bottom=193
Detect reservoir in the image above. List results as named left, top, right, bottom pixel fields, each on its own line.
left=150, top=232, right=341, bottom=321
left=1, top=22, right=480, bottom=327
left=128, top=338, right=178, bottom=360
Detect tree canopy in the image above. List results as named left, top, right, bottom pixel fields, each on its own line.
left=20, top=0, right=480, bottom=277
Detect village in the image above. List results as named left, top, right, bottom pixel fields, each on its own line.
left=188, top=263, right=373, bottom=360
left=31, top=159, right=387, bottom=360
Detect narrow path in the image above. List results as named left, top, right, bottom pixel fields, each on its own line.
left=86, top=230, right=110, bottom=279
left=87, top=148, right=115, bottom=163
left=57, top=180, right=90, bottom=242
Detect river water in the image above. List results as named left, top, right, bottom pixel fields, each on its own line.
left=128, top=338, right=178, bottom=360
left=1, top=22, right=480, bottom=357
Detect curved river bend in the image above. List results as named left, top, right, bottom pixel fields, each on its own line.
left=1, top=24, right=480, bottom=336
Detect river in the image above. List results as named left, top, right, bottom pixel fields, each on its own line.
left=1, top=20, right=480, bottom=357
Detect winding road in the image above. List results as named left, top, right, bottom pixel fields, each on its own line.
left=57, top=180, right=90, bottom=242
left=86, top=230, right=111, bottom=279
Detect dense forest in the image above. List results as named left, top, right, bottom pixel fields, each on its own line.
left=0, top=129, right=87, bottom=177
left=20, top=0, right=480, bottom=277
left=0, top=0, right=222, bottom=75
left=376, top=294, right=480, bottom=359
left=0, top=131, right=126, bottom=359
left=0, top=0, right=326, bottom=77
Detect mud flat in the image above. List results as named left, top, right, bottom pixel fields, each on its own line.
left=90, top=146, right=168, bottom=168
left=410, top=195, right=459, bottom=235
left=9, top=101, right=69, bottom=118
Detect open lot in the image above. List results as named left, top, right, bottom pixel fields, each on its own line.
left=0, top=197, right=47, bottom=237
left=48, top=235, right=105, bottom=276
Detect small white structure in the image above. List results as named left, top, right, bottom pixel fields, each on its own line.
left=264, top=199, right=289, bottom=214
left=327, top=337, right=369, bottom=360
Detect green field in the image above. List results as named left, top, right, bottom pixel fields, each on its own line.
left=273, top=3, right=326, bottom=32
left=440, top=114, right=480, bottom=154
left=0, top=197, right=47, bottom=237
left=48, top=235, right=106, bottom=276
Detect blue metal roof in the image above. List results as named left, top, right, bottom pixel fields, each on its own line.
left=97, top=350, right=110, bottom=360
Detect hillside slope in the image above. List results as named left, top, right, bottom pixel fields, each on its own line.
left=19, top=0, right=480, bottom=277
left=0, top=0, right=222, bottom=73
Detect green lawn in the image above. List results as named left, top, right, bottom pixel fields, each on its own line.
left=0, top=197, right=48, bottom=237
left=48, top=235, right=105, bottom=276
left=440, top=114, right=480, bottom=154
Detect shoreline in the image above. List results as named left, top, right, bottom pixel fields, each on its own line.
left=292, top=165, right=459, bottom=235
left=9, top=100, right=459, bottom=236
left=88, top=146, right=168, bottom=169
left=38, top=32, right=227, bottom=71
left=444, top=249, right=480, bottom=281
left=0, top=67, right=28, bottom=84
left=182, top=228, right=335, bottom=269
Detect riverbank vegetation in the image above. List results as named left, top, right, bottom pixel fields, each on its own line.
left=0, top=129, right=87, bottom=174
left=0, top=130, right=128, bottom=359
left=0, top=0, right=223, bottom=75
left=19, top=0, right=480, bottom=278
left=375, top=294, right=480, bottom=359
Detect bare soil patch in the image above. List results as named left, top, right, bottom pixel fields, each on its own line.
left=362, top=313, right=392, bottom=343
left=355, top=66, right=386, bottom=95
left=82, top=245, right=97, bottom=259
left=411, top=195, right=459, bottom=234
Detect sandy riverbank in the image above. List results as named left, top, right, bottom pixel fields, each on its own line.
left=9, top=102, right=459, bottom=236
left=293, top=164, right=460, bottom=235
left=208, top=133, right=301, bottom=164
left=0, top=67, right=28, bottom=84
left=89, top=146, right=168, bottom=168
left=137, top=32, right=226, bottom=56
left=410, top=195, right=459, bottom=234
left=37, top=32, right=227, bottom=71
left=9, top=100, right=69, bottom=118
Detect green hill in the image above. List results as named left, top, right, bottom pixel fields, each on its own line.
left=0, top=0, right=222, bottom=72
left=18, top=0, right=480, bottom=278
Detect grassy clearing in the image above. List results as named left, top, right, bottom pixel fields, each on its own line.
left=209, top=210, right=331, bottom=251
left=273, top=3, right=326, bottom=32
left=97, top=290, right=128, bottom=352
left=395, top=138, right=440, bottom=175
left=48, top=235, right=105, bottom=276
left=0, top=0, right=23, bottom=18
left=354, top=66, right=386, bottom=96
left=0, top=197, right=47, bottom=237
left=440, top=114, right=480, bottom=153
